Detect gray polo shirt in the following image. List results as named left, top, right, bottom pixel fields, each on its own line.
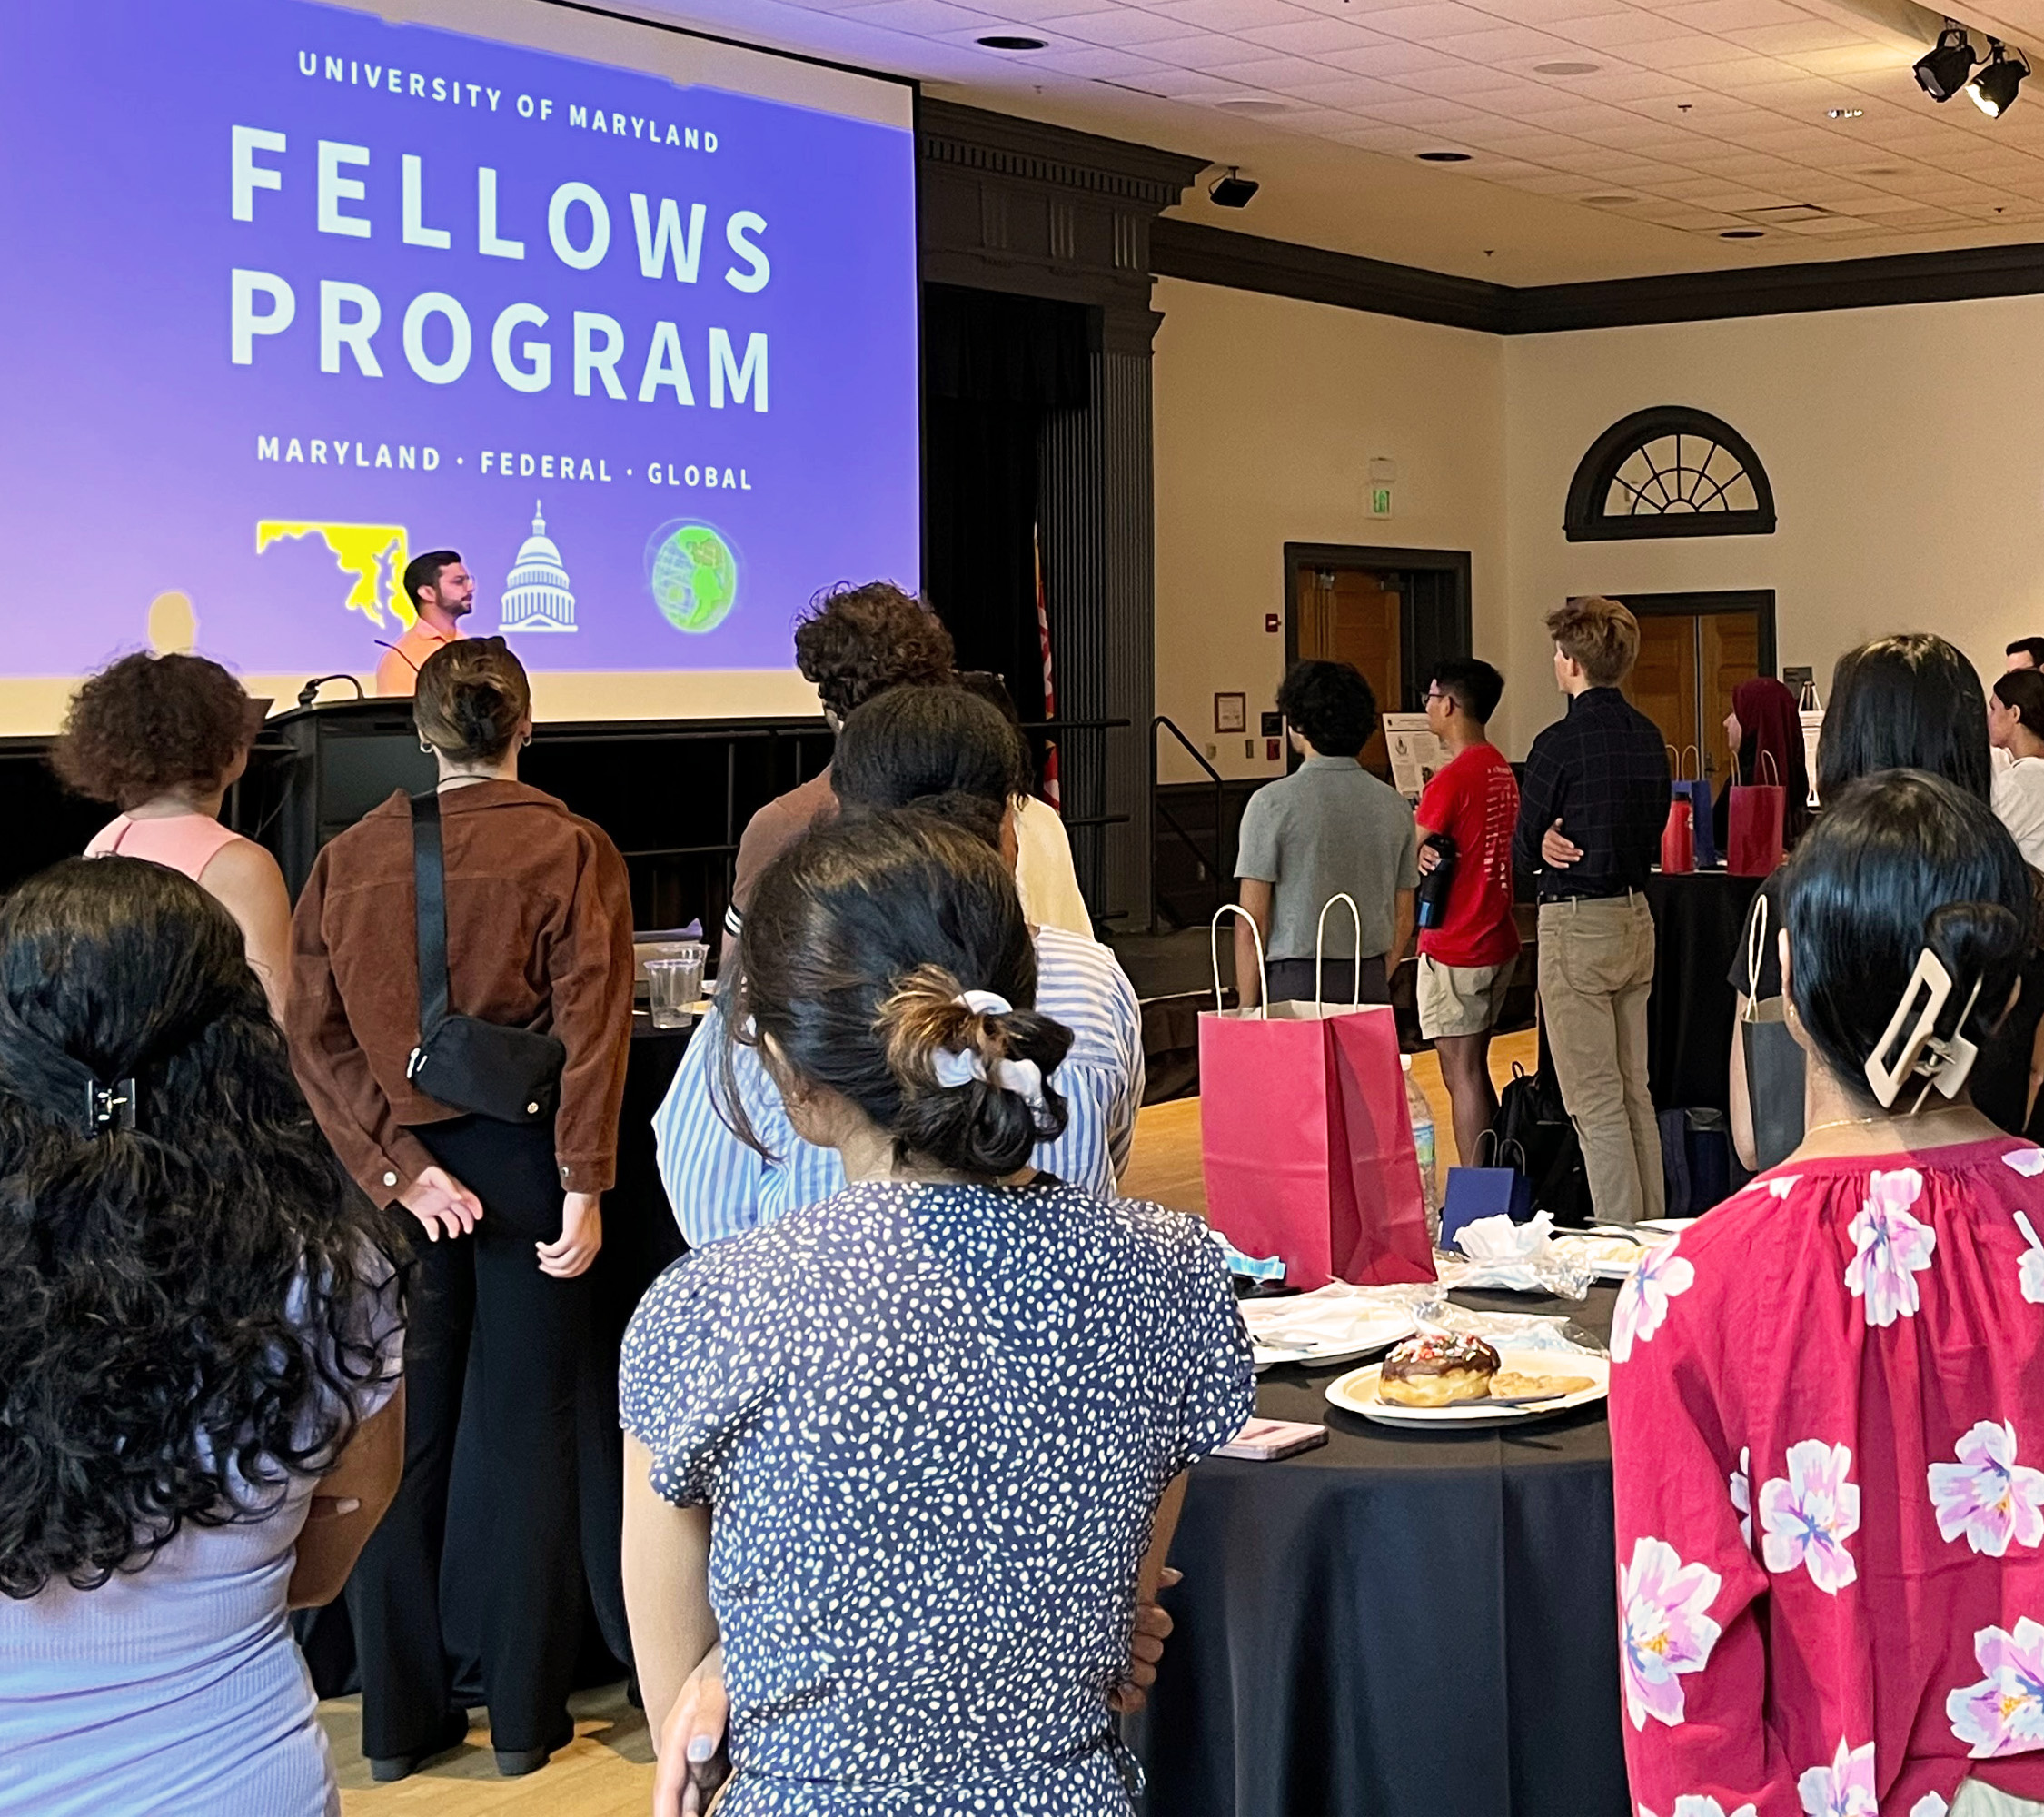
left=1235, top=755, right=1419, bottom=961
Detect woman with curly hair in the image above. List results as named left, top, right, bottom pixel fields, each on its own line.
left=0, top=858, right=405, bottom=1816
left=55, top=650, right=293, bottom=1017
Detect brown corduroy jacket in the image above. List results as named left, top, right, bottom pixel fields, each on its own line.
left=286, top=779, right=634, bottom=1207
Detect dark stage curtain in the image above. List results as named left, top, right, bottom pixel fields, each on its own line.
left=921, top=285, right=1089, bottom=721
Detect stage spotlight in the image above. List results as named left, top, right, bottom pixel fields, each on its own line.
left=1968, top=41, right=2028, bottom=114
left=1209, top=166, right=1259, bottom=208
left=1915, top=23, right=1978, bottom=101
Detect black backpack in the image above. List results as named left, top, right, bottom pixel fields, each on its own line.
left=1491, top=1063, right=1592, bottom=1228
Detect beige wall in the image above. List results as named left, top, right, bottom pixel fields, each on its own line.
left=1151, top=276, right=1507, bottom=784
left=1156, top=278, right=2044, bottom=770
left=1500, top=294, right=2044, bottom=760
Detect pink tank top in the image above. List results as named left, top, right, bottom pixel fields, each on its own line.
left=86, top=812, right=245, bottom=883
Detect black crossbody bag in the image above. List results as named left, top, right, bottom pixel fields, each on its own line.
left=404, top=791, right=566, bottom=1124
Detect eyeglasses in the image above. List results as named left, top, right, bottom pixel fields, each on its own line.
left=1424, top=688, right=1447, bottom=703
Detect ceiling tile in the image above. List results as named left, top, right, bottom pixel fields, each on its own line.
left=1231, top=16, right=1395, bottom=49
left=1315, top=39, right=1468, bottom=72
left=1141, top=32, right=1274, bottom=66
left=1034, top=7, right=1206, bottom=44
left=1655, top=0, right=1811, bottom=28
left=1553, top=10, right=1701, bottom=46
left=1034, top=44, right=1182, bottom=74
left=1353, top=0, right=1507, bottom=35
left=830, top=0, right=1003, bottom=25
left=1224, top=52, right=1355, bottom=84
left=1428, top=23, right=1591, bottom=56
left=1283, top=70, right=1416, bottom=101
left=1146, top=0, right=1321, bottom=30
left=1728, top=20, right=1870, bottom=54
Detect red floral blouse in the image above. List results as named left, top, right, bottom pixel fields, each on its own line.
left=1610, top=1138, right=2044, bottom=1817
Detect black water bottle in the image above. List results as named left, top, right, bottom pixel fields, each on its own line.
left=1414, top=832, right=1458, bottom=930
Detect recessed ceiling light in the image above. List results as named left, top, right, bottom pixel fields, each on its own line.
left=1416, top=150, right=1473, bottom=162
left=976, top=34, right=1047, bottom=50
left=1534, top=60, right=1601, bottom=75
left=1721, top=228, right=1765, bottom=238
left=1214, top=97, right=1295, bottom=115
left=1582, top=193, right=1636, bottom=204
left=1827, top=106, right=1864, bottom=118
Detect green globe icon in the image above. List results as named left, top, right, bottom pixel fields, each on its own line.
left=648, top=521, right=739, bottom=633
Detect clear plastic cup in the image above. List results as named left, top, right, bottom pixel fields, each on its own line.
left=646, top=945, right=708, bottom=1028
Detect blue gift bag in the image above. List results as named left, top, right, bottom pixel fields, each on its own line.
left=1672, top=745, right=1716, bottom=869
left=1440, top=1132, right=1535, bottom=1250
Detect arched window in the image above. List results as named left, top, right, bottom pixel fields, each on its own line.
left=1564, top=406, right=1775, bottom=542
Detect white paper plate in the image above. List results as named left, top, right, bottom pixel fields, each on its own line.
left=1635, top=1216, right=1701, bottom=1235
left=1249, top=1313, right=1416, bottom=1374
left=1325, top=1347, right=1611, bottom=1429
left=1554, top=1232, right=1662, bottom=1282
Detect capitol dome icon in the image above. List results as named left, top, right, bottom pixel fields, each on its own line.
left=500, top=501, right=577, bottom=633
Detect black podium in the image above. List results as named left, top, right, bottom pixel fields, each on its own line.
left=254, top=700, right=438, bottom=897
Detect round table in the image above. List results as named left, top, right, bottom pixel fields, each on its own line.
left=1131, top=1286, right=1631, bottom=1817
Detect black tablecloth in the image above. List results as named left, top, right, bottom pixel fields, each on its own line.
left=1131, top=1286, right=1629, bottom=1817
left=1643, top=870, right=1760, bottom=1115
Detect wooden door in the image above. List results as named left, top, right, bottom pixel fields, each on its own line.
left=1295, top=566, right=1400, bottom=775
left=1625, top=612, right=1698, bottom=761
left=1701, top=612, right=1761, bottom=785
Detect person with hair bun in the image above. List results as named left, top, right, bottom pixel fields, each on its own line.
left=654, top=684, right=1144, bottom=1246
left=0, top=857, right=403, bottom=1816
left=1612, top=770, right=2044, bottom=1816
left=57, top=650, right=292, bottom=1017
left=620, top=809, right=1253, bottom=1817
left=286, top=636, right=635, bottom=1780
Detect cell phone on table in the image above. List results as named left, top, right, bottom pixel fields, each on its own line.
left=1215, top=1417, right=1328, bottom=1461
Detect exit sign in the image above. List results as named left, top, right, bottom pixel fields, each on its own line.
left=1370, top=486, right=1394, bottom=518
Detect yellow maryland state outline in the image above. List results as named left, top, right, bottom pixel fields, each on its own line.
left=255, top=522, right=412, bottom=630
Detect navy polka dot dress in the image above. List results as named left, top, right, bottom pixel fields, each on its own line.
left=620, top=1178, right=1255, bottom=1815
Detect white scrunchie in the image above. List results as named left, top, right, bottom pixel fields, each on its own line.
left=930, top=990, right=1046, bottom=1107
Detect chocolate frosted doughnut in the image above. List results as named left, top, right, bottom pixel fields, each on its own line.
left=1377, top=1333, right=1501, bottom=1408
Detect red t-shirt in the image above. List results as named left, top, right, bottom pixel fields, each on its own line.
left=1415, top=743, right=1521, bottom=968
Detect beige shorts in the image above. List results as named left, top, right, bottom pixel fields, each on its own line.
left=1416, top=955, right=1515, bottom=1040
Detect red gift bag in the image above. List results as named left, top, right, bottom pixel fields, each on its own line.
left=1660, top=794, right=1695, bottom=875
left=1198, top=900, right=1435, bottom=1291
left=1727, top=750, right=1786, bottom=877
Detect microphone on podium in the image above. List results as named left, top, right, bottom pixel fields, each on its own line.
left=296, top=674, right=367, bottom=709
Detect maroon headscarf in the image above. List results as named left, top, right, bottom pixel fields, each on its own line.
left=1731, top=676, right=1812, bottom=846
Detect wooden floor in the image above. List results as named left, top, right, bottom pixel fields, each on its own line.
left=322, top=1027, right=1540, bottom=1813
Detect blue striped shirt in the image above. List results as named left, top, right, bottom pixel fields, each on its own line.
left=652, top=926, right=1146, bottom=1246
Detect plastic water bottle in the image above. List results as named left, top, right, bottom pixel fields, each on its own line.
left=1402, top=1053, right=1440, bottom=1247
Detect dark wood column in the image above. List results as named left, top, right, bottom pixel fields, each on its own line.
left=918, top=101, right=1205, bottom=927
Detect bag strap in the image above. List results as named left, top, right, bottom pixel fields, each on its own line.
left=1210, top=904, right=1268, bottom=1018
left=1680, top=743, right=1703, bottom=781
left=1741, top=893, right=1769, bottom=1023
left=1500, top=1137, right=1527, bottom=1173
left=1757, top=749, right=1781, bottom=788
left=1314, top=894, right=1364, bottom=1013
left=411, top=791, right=452, bottom=1038
left=1473, top=1128, right=1498, bottom=1168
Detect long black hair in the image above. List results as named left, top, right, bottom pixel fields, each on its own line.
left=726, top=811, right=1072, bottom=1179
left=0, top=859, right=401, bottom=1598
left=1817, top=633, right=1990, bottom=804
left=1783, top=770, right=2029, bottom=1102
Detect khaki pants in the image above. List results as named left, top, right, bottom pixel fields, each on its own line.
left=1537, top=893, right=1663, bottom=1226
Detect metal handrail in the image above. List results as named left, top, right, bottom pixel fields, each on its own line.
left=1149, top=716, right=1226, bottom=931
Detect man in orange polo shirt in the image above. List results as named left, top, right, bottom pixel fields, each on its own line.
left=375, top=550, right=474, bottom=696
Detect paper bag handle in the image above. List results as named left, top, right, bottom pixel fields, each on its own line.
left=1472, top=1128, right=1528, bottom=1173
left=1741, top=894, right=1768, bottom=1022
left=1757, top=749, right=1781, bottom=789
left=1314, top=894, right=1364, bottom=1014
left=1682, top=742, right=1702, bottom=782
left=1210, top=904, right=1268, bottom=1018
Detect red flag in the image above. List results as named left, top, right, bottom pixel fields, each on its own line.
left=1034, top=524, right=1061, bottom=813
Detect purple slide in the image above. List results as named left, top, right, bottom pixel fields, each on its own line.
left=0, top=0, right=921, bottom=680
